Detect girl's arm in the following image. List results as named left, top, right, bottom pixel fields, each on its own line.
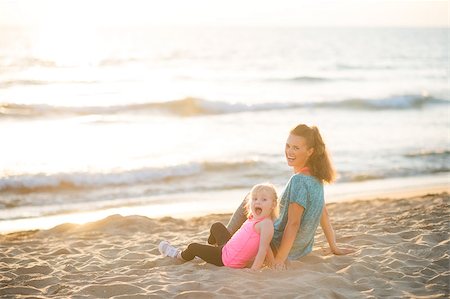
left=320, top=206, right=355, bottom=255
left=250, top=219, right=274, bottom=271
left=264, top=246, right=275, bottom=267
left=273, top=203, right=304, bottom=269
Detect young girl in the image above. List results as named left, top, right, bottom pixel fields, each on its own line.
left=158, top=183, right=278, bottom=271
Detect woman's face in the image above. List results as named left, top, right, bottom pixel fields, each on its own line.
left=285, top=134, right=314, bottom=172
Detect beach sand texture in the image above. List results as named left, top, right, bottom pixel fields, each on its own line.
left=1, top=193, right=448, bottom=298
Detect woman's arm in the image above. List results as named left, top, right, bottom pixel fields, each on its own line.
left=273, top=203, right=304, bottom=269
left=320, top=206, right=355, bottom=255
left=250, top=219, right=274, bottom=271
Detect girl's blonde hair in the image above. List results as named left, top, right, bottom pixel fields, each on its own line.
left=245, top=183, right=279, bottom=220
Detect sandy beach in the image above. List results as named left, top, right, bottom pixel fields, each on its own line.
left=1, top=191, right=449, bottom=298
left=1, top=4, right=448, bottom=299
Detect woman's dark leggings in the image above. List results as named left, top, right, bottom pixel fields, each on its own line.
left=181, top=222, right=232, bottom=266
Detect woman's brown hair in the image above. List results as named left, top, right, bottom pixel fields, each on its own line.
left=290, top=124, right=336, bottom=183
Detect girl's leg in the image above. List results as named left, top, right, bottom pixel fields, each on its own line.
left=181, top=243, right=224, bottom=266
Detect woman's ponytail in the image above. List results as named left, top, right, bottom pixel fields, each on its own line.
left=290, top=124, right=336, bottom=183
left=311, top=127, right=325, bottom=156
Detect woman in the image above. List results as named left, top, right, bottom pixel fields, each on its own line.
left=222, top=124, right=354, bottom=269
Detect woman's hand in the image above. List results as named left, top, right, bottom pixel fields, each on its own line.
left=332, top=245, right=356, bottom=255
left=320, top=206, right=356, bottom=256
left=272, top=258, right=286, bottom=270
left=273, top=203, right=304, bottom=270
left=322, top=245, right=356, bottom=255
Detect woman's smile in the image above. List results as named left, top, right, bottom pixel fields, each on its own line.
left=286, top=156, right=296, bottom=162
left=285, top=134, right=314, bottom=172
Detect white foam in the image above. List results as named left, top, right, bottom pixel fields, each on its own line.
left=0, top=164, right=203, bottom=191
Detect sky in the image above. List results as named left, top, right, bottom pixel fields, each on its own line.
left=0, top=0, right=448, bottom=28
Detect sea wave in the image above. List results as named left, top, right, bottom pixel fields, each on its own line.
left=0, top=79, right=98, bottom=89
left=404, top=150, right=450, bottom=158
left=267, top=76, right=332, bottom=82
left=2, top=57, right=57, bottom=68
left=0, top=95, right=447, bottom=119
left=0, top=160, right=260, bottom=193
left=336, top=63, right=394, bottom=70
left=0, top=98, right=222, bottom=118
left=99, top=58, right=140, bottom=66
left=0, top=80, right=50, bottom=88
left=338, top=168, right=450, bottom=183
left=326, top=95, right=445, bottom=110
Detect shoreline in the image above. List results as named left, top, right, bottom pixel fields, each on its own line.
left=1, top=191, right=448, bottom=298
left=0, top=173, right=448, bottom=235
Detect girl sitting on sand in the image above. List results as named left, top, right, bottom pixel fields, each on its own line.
left=159, top=183, right=278, bottom=271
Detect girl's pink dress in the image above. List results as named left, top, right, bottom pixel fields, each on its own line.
left=221, top=217, right=266, bottom=268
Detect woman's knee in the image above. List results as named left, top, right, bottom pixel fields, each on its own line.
left=210, top=222, right=225, bottom=232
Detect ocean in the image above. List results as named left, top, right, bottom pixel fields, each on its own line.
left=1, top=26, right=448, bottom=233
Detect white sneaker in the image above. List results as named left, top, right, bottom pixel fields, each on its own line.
left=158, top=241, right=179, bottom=258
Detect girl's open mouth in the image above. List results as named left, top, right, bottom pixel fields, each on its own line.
left=255, top=207, right=262, bottom=215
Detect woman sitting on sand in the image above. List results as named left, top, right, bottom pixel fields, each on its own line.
left=160, top=124, right=353, bottom=269
left=224, top=124, right=354, bottom=269
left=159, top=183, right=278, bottom=271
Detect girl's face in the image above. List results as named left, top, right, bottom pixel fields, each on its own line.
left=285, top=134, right=314, bottom=172
left=250, top=189, right=276, bottom=219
